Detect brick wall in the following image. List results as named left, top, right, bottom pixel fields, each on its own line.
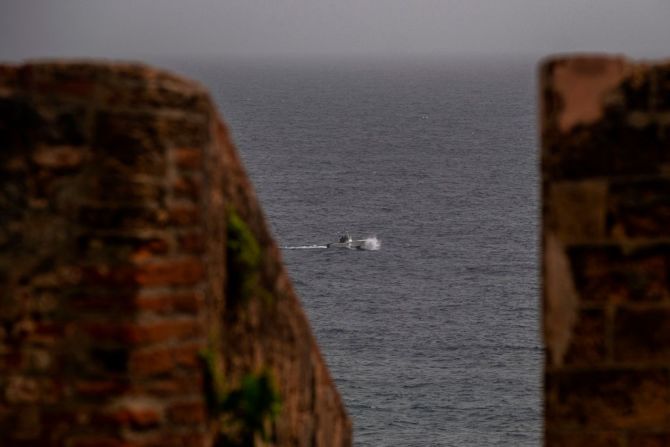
left=0, top=62, right=350, bottom=446
left=542, top=56, right=670, bottom=445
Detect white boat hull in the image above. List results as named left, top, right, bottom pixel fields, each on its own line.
left=326, top=240, right=366, bottom=249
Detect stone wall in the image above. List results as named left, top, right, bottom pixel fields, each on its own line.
left=0, top=62, right=351, bottom=446
left=542, top=56, right=670, bottom=445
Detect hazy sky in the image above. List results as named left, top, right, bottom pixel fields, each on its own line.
left=2, top=0, right=670, bottom=61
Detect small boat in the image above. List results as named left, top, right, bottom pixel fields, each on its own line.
left=326, top=233, right=366, bottom=250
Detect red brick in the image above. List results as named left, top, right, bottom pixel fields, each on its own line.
left=132, top=437, right=182, bottom=447
left=5, top=376, right=40, bottom=404
left=158, top=114, right=208, bottom=148
left=0, top=346, right=22, bottom=373
left=32, top=145, right=86, bottom=169
left=614, top=306, right=670, bottom=362
left=34, top=79, right=97, bottom=100
left=130, top=238, right=170, bottom=262
left=107, top=405, right=162, bottom=430
left=143, top=376, right=202, bottom=396
left=69, top=290, right=136, bottom=313
left=545, top=369, right=670, bottom=430
left=130, top=408, right=162, bottom=429
left=167, top=401, right=206, bottom=425
left=78, top=265, right=137, bottom=287
left=76, top=291, right=204, bottom=315
left=133, top=294, right=172, bottom=313
left=173, top=291, right=204, bottom=314
left=32, top=322, right=64, bottom=340
left=84, top=174, right=164, bottom=203
left=563, top=308, right=607, bottom=365
left=75, top=380, right=130, bottom=398
left=172, top=175, right=201, bottom=201
left=171, top=148, right=202, bottom=170
left=22, top=64, right=100, bottom=97
left=129, top=347, right=176, bottom=376
left=80, top=259, right=204, bottom=287
left=0, top=65, right=19, bottom=90
left=608, top=179, right=670, bottom=238
left=136, top=259, right=204, bottom=286
left=94, top=111, right=167, bottom=176
left=569, top=245, right=669, bottom=303
left=627, top=432, right=670, bottom=447
left=98, top=77, right=209, bottom=114
left=177, top=232, right=204, bottom=254
left=78, top=205, right=167, bottom=231
left=134, top=291, right=203, bottom=314
left=172, top=342, right=201, bottom=369
left=68, top=436, right=131, bottom=447
left=167, top=205, right=200, bottom=227
left=130, top=239, right=170, bottom=262
left=79, top=321, right=132, bottom=342
left=80, top=319, right=200, bottom=345
left=546, top=431, right=624, bottom=447
left=174, top=434, right=208, bottom=447
left=134, top=319, right=201, bottom=344
left=0, top=61, right=351, bottom=445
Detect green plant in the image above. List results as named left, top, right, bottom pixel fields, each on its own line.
left=226, top=209, right=261, bottom=305
left=220, top=371, right=282, bottom=445
left=200, top=348, right=226, bottom=413
left=200, top=348, right=282, bottom=446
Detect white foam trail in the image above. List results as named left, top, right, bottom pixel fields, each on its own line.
left=282, top=236, right=381, bottom=251
left=362, top=236, right=381, bottom=251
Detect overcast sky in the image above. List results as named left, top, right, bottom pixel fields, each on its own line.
left=1, top=0, right=669, bottom=61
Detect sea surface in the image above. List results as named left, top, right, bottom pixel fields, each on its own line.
left=166, top=57, right=540, bottom=446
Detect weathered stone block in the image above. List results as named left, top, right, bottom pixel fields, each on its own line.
left=167, top=401, right=206, bottom=425
left=569, top=244, right=669, bottom=303
left=547, top=180, right=607, bottom=243
left=129, top=346, right=177, bottom=377
left=19, top=62, right=102, bottom=100
left=542, top=56, right=670, bottom=181
left=0, top=61, right=350, bottom=446
left=544, top=56, right=670, bottom=445
left=94, top=111, right=167, bottom=176
left=76, top=234, right=170, bottom=263
left=98, top=74, right=210, bottom=115
left=170, top=147, right=203, bottom=171
left=627, top=432, right=670, bottom=447
left=83, top=174, right=165, bottom=204
left=607, top=178, right=670, bottom=239
left=75, top=379, right=130, bottom=399
left=32, top=145, right=87, bottom=170
left=80, top=318, right=200, bottom=346
left=176, top=231, right=205, bottom=254
left=78, top=205, right=168, bottom=230
left=158, top=114, right=210, bottom=148
left=546, top=369, right=670, bottom=430
left=545, top=431, right=624, bottom=447
left=563, top=307, right=607, bottom=365
left=614, top=306, right=670, bottom=362
left=134, top=291, right=204, bottom=315
left=171, top=174, right=201, bottom=201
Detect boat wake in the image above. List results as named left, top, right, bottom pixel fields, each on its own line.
left=282, top=236, right=381, bottom=251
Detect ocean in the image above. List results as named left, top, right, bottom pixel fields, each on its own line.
left=167, top=57, right=540, bottom=446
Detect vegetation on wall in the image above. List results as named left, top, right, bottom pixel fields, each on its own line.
left=200, top=349, right=281, bottom=447
left=226, top=209, right=261, bottom=306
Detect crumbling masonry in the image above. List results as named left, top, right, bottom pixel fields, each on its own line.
left=0, top=62, right=350, bottom=446
left=543, top=56, right=670, bottom=446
